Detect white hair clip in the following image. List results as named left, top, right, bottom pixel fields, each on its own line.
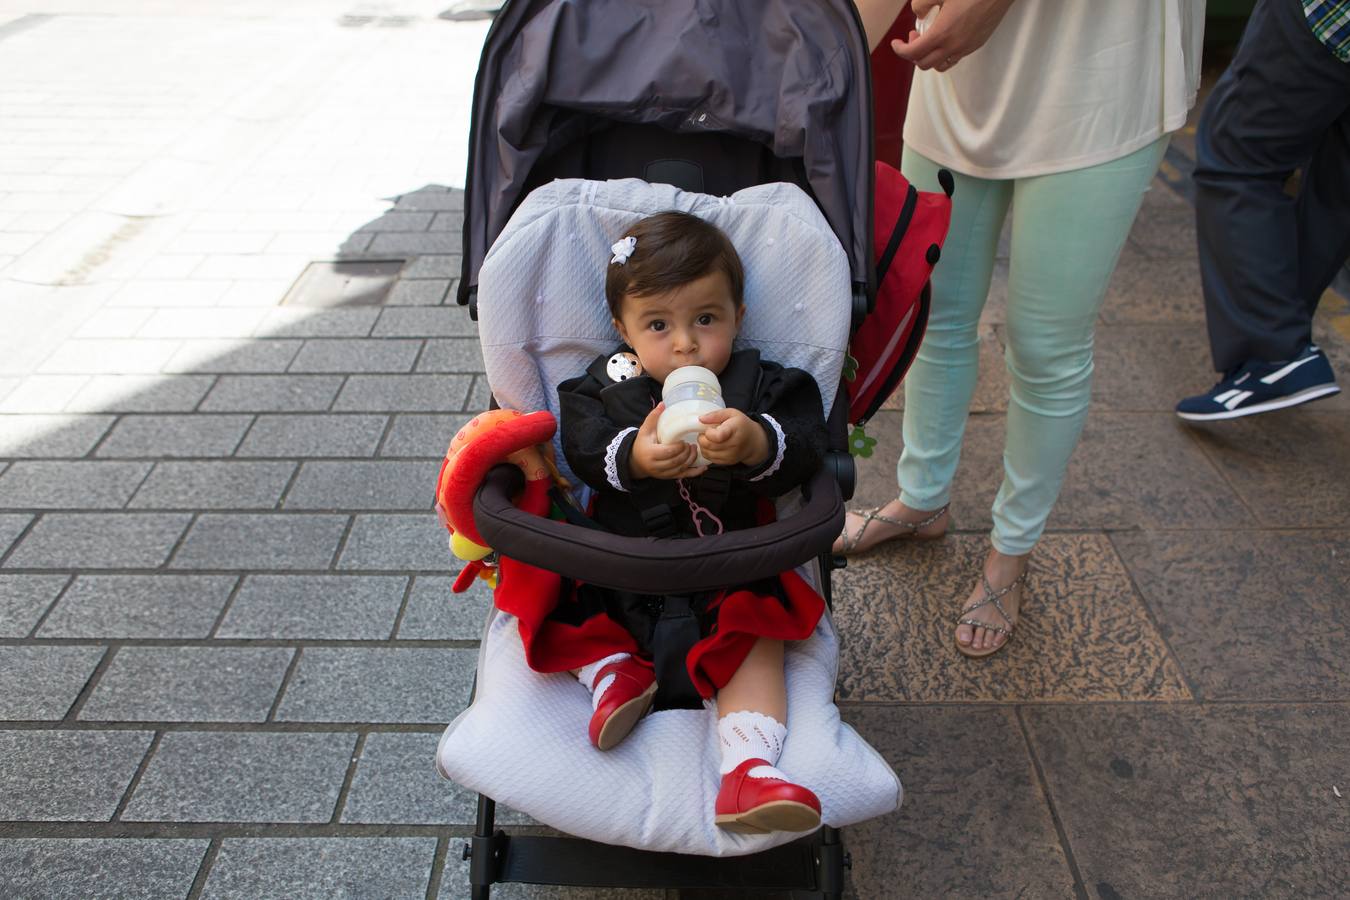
left=610, top=236, right=637, bottom=265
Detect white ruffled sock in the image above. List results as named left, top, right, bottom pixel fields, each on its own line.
left=717, top=710, right=789, bottom=779
left=575, top=652, right=631, bottom=711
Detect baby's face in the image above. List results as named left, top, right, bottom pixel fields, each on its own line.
left=612, top=270, right=743, bottom=383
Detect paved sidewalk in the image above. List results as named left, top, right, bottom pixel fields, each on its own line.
left=1, top=6, right=1348, bottom=899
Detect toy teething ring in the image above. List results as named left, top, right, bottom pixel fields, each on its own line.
left=434, top=409, right=558, bottom=564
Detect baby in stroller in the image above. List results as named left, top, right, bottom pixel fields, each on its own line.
left=494, top=210, right=830, bottom=835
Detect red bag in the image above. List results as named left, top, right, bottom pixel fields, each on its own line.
left=845, top=161, right=953, bottom=432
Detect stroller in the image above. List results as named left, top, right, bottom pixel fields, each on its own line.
left=440, top=1, right=892, bottom=896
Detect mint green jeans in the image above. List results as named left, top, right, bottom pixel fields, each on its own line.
left=898, top=138, right=1169, bottom=556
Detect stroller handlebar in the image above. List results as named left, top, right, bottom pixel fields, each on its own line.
left=473, top=464, right=844, bottom=594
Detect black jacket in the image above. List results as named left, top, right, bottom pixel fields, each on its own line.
left=557, top=347, right=828, bottom=538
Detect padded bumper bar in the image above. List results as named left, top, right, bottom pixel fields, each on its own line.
left=473, top=464, right=844, bottom=594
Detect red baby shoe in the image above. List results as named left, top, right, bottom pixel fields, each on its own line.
left=714, top=759, right=821, bottom=834
left=588, top=657, right=657, bottom=751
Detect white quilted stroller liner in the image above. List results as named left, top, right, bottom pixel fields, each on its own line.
left=436, top=177, right=901, bottom=857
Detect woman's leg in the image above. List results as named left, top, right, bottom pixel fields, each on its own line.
left=959, top=137, right=1170, bottom=652
left=835, top=147, right=1011, bottom=552
left=898, top=149, right=1012, bottom=513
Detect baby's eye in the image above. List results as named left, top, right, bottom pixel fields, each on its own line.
left=696, top=314, right=714, bottom=326
left=648, top=320, right=666, bottom=332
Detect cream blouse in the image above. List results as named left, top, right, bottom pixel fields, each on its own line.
left=902, top=0, right=1205, bottom=179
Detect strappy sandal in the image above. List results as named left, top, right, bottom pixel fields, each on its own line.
left=954, top=568, right=1030, bottom=659
left=835, top=501, right=948, bottom=556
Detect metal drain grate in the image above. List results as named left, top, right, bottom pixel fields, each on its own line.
left=281, top=259, right=406, bottom=307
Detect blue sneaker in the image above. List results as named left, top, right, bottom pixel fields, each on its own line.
left=1176, top=345, right=1340, bottom=421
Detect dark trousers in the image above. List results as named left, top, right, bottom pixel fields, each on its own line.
left=1194, top=0, right=1350, bottom=373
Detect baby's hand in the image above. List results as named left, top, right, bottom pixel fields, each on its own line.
left=629, top=403, right=708, bottom=481
left=698, top=408, right=769, bottom=468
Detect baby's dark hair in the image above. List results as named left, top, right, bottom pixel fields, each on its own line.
left=604, top=211, right=745, bottom=321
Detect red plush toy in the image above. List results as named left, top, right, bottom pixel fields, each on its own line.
left=434, top=408, right=559, bottom=591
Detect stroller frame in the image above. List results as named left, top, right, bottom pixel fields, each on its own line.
left=468, top=800, right=848, bottom=898
left=451, top=0, right=878, bottom=894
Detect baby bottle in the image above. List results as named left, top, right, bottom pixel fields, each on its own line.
left=657, top=365, right=724, bottom=466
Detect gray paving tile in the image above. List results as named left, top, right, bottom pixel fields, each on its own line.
left=170, top=514, right=348, bottom=570
left=5, top=513, right=192, bottom=569
left=285, top=460, right=437, bottom=511
left=236, top=413, right=388, bottom=458
left=202, top=837, right=435, bottom=900
left=466, top=374, right=492, bottom=410
left=129, top=461, right=296, bottom=509
left=164, top=339, right=303, bottom=374
left=1097, top=253, right=1207, bottom=325
left=80, top=646, right=294, bottom=722
left=1128, top=204, right=1196, bottom=259
left=216, top=574, right=406, bottom=639
left=0, top=461, right=152, bottom=509
left=123, top=731, right=356, bottom=823
left=369, top=231, right=459, bottom=255
left=0, top=729, right=153, bottom=820
left=1090, top=324, right=1220, bottom=412
left=397, top=575, right=493, bottom=640
left=199, top=375, right=343, bottom=412
left=341, top=731, right=475, bottom=824
left=255, top=308, right=381, bottom=338
left=288, top=339, right=421, bottom=373
left=0, top=838, right=208, bottom=900
left=39, top=339, right=182, bottom=376
left=430, top=212, right=463, bottom=232
left=38, top=574, right=235, bottom=638
left=137, top=310, right=269, bottom=340
left=357, top=211, right=434, bottom=232
left=1113, top=530, right=1350, bottom=701
left=386, top=279, right=450, bottom=306
left=1050, top=414, right=1252, bottom=531
left=0, top=414, right=115, bottom=457
left=0, top=514, right=32, bottom=557
left=336, top=233, right=374, bottom=256
left=275, top=647, right=475, bottom=723
left=371, top=307, right=477, bottom=338
left=379, top=413, right=471, bottom=458
left=337, top=513, right=448, bottom=571
left=1025, top=704, right=1350, bottom=898
left=395, top=188, right=464, bottom=212
left=94, top=414, right=253, bottom=458
left=416, top=338, right=484, bottom=373
left=332, top=374, right=472, bottom=412
left=841, top=707, right=1076, bottom=899
left=402, top=255, right=460, bottom=279
left=0, top=646, right=106, bottom=720
left=440, top=853, right=666, bottom=900
left=0, top=376, right=89, bottom=415
left=0, top=573, right=68, bottom=637
left=1185, top=410, right=1350, bottom=528
left=64, top=375, right=215, bottom=414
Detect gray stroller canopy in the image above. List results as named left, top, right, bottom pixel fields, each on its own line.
left=459, top=0, right=874, bottom=305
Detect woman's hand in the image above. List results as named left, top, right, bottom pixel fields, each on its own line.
left=891, top=0, right=1016, bottom=72
left=629, top=404, right=707, bottom=480
left=697, top=408, right=770, bottom=468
